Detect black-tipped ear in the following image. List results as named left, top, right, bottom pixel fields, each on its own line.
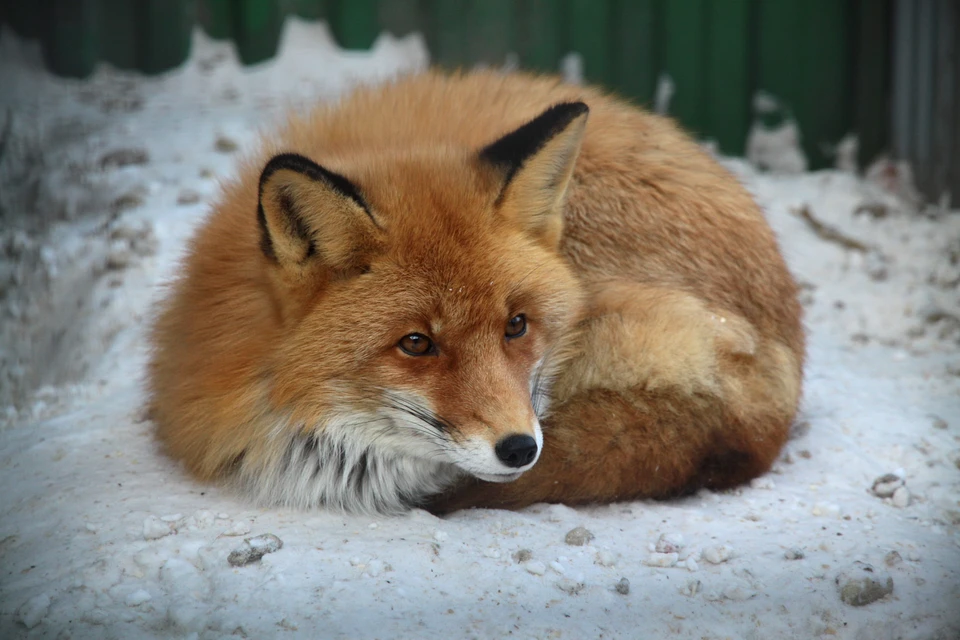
left=479, top=102, right=589, bottom=246
left=480, top=102, right=589, bottom=195
left=257, top=153, right=383, bottom=274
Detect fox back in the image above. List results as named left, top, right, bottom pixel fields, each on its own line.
left=148, top=70, right=803, bottom=513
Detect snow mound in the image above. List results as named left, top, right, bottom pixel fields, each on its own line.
left=0, top=19, right=428, bottom=415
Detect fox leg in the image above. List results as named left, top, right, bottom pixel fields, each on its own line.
left=427, top=283, right=802, bottom=513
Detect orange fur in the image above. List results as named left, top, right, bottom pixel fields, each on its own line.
left=148, top=70, right=804, bottom=513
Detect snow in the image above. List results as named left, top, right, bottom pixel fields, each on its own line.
left=701, top=545, right=735, bottom=565
left=745, top=91, right=809, bottom=175
left=644, top=552, right=679, bottom=568
left=2, top=16, right=960, bottom=640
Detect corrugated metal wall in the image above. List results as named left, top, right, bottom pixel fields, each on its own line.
left=1, top=0, right=891, bottom=170
left=892, top=0, right=959, bottom=205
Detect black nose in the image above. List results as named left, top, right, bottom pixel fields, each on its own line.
left=495, top=434, right=538, bottom=468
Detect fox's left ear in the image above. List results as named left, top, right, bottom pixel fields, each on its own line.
left=479, top=102, right=589, bottom=247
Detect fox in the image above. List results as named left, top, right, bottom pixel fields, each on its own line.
left=147, top=69, right=804, bottom=515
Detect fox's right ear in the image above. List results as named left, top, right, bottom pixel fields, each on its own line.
left=257, top=153, right=384, bottom=275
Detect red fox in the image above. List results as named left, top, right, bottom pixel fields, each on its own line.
left=148, top=70, right=804, bottom=514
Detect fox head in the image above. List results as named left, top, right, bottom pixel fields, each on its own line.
left=255, top=102, right=588, bottom=484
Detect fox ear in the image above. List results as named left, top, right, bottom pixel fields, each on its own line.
left=257, top=153, right=383, bottom=275
left=479, top=102, right=589, bottom=246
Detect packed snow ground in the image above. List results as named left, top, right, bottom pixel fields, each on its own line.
left=1, top=18, right=959, bottom=640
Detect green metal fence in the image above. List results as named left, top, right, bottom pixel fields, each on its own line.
left=0, top=0, right=891, bottom=168
left=892, top=0, right=959, bottom=204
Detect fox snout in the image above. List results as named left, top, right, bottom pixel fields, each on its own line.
left=451, top=429, right=543, bottom=482
left=435, top=397, right=545, bottom=483
left=482, top=419, right=544, bottom=479
left=495, top=434, right=538, bottom=468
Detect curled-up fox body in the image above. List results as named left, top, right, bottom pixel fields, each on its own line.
left=148, top=70, right=804, bottom=514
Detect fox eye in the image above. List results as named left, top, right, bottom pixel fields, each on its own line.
left=399, top=333, right=435, bottom=356
left=505, top=314, right=527, bottom=339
